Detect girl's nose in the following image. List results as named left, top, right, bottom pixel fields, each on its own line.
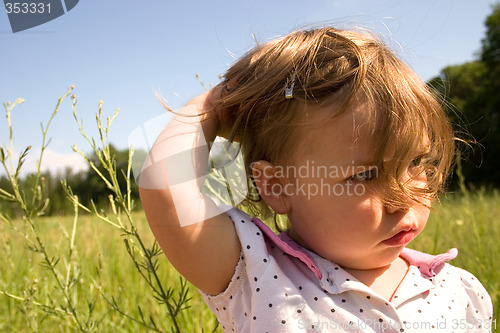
left=384, top=201, right=410, bottom=215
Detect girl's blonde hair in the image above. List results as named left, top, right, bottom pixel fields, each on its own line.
left=219, top=27, right=455, bottom=215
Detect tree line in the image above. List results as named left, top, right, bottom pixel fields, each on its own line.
left=428, top=2, right=500, bottom=189
left=0, top=144, right=141, bottom=217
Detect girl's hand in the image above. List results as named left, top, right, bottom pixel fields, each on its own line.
left=204, top=79, right=238, bottom=141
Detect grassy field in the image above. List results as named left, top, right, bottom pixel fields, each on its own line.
left=0, top=211, right=222, bottom=332
left=0, top=189, right=498, bottom=332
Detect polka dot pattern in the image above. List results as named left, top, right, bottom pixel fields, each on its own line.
left=200, top=207, right=493, bottom=332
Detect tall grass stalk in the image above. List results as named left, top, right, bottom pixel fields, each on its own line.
left=0, top=87, right=97, bottom=331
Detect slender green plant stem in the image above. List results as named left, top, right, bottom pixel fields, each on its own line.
left=70, top=92, right=189, bottom=333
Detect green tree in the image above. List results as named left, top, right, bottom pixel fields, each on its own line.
left=479, top=2, right=500, bottom=167
left=429, top=3, right=500, bottom=188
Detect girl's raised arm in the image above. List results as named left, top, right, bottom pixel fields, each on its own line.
left=138, top=86, right=241, bottom=295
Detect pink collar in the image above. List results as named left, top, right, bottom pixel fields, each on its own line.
left=251, top=217, right=457, bottom=280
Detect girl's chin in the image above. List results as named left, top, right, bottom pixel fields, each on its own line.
left=337, top=251, right=404, bottom=271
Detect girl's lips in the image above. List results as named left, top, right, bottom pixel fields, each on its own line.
left=382, top=229, right=415, bottom=246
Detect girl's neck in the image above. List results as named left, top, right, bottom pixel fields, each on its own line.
left=342, top=256, right=410, bottom=301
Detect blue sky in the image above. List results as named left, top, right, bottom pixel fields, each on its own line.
left=0, top=0, right=497, bottom=175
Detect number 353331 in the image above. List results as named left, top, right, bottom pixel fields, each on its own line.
left=4, top=1, right=79, bottom=33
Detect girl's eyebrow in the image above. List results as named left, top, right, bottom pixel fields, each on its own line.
left=336, top=160, right=378, bottom=168
left=343, top=146, right=432, bottom=167
left=345, top=155, right=379, bottom=166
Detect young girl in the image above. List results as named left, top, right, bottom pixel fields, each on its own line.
left=139, top=27, right=493, bottom=332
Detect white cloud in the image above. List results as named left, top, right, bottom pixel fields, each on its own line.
left=1, top=148, right=89, bottom=177
left=38, top=149, right=89, bottom=175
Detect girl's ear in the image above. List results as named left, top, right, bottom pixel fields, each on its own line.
left=251, top=160, right=290, bottom=214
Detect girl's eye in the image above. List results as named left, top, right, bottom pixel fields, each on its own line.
left=410, top=156, right=423, bottom=168
left=348, top=168, right=378, bottom=182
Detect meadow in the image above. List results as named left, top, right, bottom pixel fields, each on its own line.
left=0, top=211, right=221, bottom=332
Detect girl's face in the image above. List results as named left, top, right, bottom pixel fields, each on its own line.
left=282, top=106, right=430, bottom=271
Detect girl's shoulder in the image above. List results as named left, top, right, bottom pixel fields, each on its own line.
left=401, top=247, right=492, bottom=305
left=440, top=263, right=492, bottom=309
left=438, top=263, right=494, bottom=330
left=402, top=248, right=493, bottom=328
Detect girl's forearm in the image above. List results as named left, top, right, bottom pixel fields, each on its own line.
left=138, top=88, right=241, bottom=294
left=139, top=91, right=222, bottom=227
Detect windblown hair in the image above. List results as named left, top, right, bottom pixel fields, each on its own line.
left=218, top=27, right=455, bottom=215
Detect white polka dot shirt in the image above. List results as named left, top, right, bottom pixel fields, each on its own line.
left=201, top=207, right=494, bottom=332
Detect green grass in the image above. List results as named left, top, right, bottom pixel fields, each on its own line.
left=0, top=211, right=222, bottom=333
left=0, top=190, right=497, bottom=332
